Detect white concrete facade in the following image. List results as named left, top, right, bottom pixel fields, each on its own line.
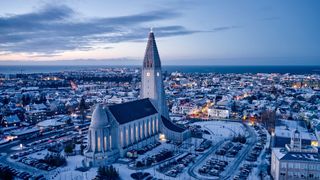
left=140, top=32, right=169, bottom=120
left=84, top=31, right=190, bottom=167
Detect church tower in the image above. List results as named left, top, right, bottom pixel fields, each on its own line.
left=141, top=30, right=169, bottom=119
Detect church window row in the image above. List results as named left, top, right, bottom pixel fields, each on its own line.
left=120, top=116, right=159, bottom=148
left=90, top=129, right=112, bottom=153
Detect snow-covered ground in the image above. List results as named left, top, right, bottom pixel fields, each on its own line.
left=15, top=120, right=259, bottom=180
left=28, top=149, right=49, bottom=159
left=10, top=144, right=26, bottom=151
left=49, top=155, right=97, bottom=180
left=194, top=120, right=246, bottom=141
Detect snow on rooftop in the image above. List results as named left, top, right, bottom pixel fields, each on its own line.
left=275, top=119, right=316, bottom=140
left=37, top=118, right=65, bottom=127
left=10, top=127, right=39, bottom=136
left=272, top=148, right=287, bottom=160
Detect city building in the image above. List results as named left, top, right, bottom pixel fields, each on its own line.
left=84, top=31, right=190, bottom=166
left=208, top=106, right=230, bottom=119
left=271, top=129, right=320, bottom=180
left=25, top=110, right=47, bottom=124
left=1, top=114, right=21, bottom=127
left=274, top=119, right=318, bottom=147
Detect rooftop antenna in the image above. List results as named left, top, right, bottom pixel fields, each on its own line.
left=150, top=27, right=153, bottom=33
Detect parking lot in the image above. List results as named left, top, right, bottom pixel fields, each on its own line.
left=215, top=141, right=244, bottom=158
left=127, top=141, right=161, bottom=158
left=198, top=157, right=229, bottom=177
left=157, top=153, right=197, bottom=177
left=0, top=126, right=88, bottom=180
left=0, top=163, right=45, bottom=180
left=19, top=156, right=55, bottom=171
left=232, top=163, right=256, bottom=180
left=134, top=148, right=175, bottom=168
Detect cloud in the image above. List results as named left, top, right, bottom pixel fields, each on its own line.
left=0, top=4, right=197, bottom=55
left=259, top=16, right=280, bottom=21
left=211, top=25, right=241, bottom=32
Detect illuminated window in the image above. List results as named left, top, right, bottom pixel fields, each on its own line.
left=109, top=135, right=112, bottom=149
left=146, top=72, right=150, bottom=76
left=156, top=118, right=159, bottom=132
left=152, top=119, right=155, bottom=134
left=126, top=128, right=129, bottom=145
left=104, top=135, right=107, bottom=151
left=140, top=123, right=143, bottom=139
left=131, top=126, right=134, bottom=143
left=136, top=125, right=139, bottom=141
left=148, top=120, right=151, bottom=136
left=120, top=130, right=123, bottom=147
left=144, top=121, right=147, bottom=137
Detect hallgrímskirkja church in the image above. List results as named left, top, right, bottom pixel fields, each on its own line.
left=84, top=31, right=190, bottom=167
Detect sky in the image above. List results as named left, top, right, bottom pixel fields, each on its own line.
left=0, top=0, right=319, bottom=65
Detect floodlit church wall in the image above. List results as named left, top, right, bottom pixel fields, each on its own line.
left=117, top=114, right=158, bottom=150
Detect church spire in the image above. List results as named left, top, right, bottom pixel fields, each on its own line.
left=143, top=30, right=161, bottom=69
left=141, top=30, right=169, bottom=119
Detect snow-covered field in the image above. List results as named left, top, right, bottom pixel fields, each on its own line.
left=194, top=120, right=246, bottom=140
left=28, top=149, right=48, bottom=159
left=49, top=155, right=97, bottom=180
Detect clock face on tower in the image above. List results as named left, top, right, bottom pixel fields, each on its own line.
left=157, top=72, right=160, bottom=76
left=146, top=72, right=150, bottom=77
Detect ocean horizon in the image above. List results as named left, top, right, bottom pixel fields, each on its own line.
left=0, top=65, right=320, bottom=74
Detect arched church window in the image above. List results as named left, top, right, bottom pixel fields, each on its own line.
left=140, top=123, right=143, bottom=139
left=131, top=125, right=134, bottom=144
left=144, top=121, right=147, bottom=137
left=109, top=135, right=112, bottom=150
left=156, top=118, right=159, bottom=132
left=97, top=136, right=101, bottom=152
left=152, top=118, right=155, bottom=134
left=148, top=120, right=151, bottom=136
left=126, top=128, right=129, bottom=146
left=136, top=124, right=139, bottom=141
left=104, top=135, right=107, bottom=151
left=120, top=129, right=123, bottom=147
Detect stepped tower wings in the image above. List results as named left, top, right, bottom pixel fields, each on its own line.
left=141, top=30, right=169, bottom=119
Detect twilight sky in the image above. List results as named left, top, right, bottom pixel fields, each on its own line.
left=0, top=0, right=319, bottom=65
